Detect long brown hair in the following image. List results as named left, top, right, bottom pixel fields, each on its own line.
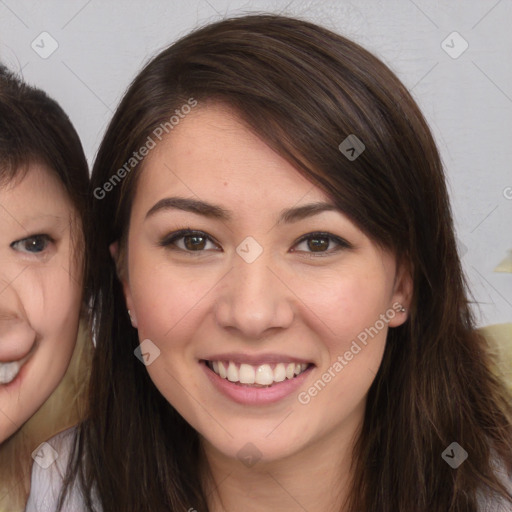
left=63, top=14, right=512, bottom=511
left=0, top=66, right=91, bottom=511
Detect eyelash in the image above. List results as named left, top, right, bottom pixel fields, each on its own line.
left=159, top=229, right=351, bottom=257
left=10, top=234, right=54, bottom=256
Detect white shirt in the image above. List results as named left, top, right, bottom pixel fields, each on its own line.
left=25, top=428, right=95, bottom=512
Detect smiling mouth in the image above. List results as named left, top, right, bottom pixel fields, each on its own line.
left=0, top=346, right=35, bottom=386
left=204, top=360, right=313, bottom=388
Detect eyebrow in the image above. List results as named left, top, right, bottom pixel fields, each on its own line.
left=0, top=210, right=67, bottom=232
left=145, top=197, right=338, bottom=224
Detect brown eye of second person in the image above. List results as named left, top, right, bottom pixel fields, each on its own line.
left=159, top=229, right=220, bottom=253
left=307, top=236, right=330, bottom=252
left=184, top=234, right=207, bottom=250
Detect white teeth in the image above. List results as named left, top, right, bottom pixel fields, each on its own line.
left=0, top=360, right=22, bottom=385
left=209, top=360, right=310, bottom=386
left=218, top=361, right=227, bottom=379
left=273, top=363, right=286, bottom=382
left=227, top=361, right=238, bottom=382
left=255, top=364, right=274, bottom=385
left=285, top=363, right=295, bottom=379
left=239, top=363, right=255, bottom=384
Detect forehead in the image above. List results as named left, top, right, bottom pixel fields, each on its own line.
left=133, top=104, right=330, bottom=215
left=0, top=163, right=74, bottom=226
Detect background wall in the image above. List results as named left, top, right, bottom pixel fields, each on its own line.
left=1, top=0, right=511, bottom=326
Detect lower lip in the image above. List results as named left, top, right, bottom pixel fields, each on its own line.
left=202, top=361, right=313, bottom=405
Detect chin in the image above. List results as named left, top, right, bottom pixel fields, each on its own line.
left=199, top=421, right=309, bottom=465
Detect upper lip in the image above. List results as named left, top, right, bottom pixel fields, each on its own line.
left=201, top=353, right=314, bottom=366
left=0, top=340, right=37, bottom=365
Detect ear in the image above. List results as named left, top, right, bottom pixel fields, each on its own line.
left=109, top=241, right=138, bottom=328
left=388, top=261, right=413, bottom=328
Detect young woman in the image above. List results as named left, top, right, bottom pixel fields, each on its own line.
left=27, top=14, right=511, bottom=512
left=0, top=66, right=91, bottom=511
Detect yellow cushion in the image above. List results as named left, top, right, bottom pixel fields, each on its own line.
left=478, top=323, right=512, bottom=393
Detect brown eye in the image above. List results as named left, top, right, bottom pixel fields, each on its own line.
left=184, top=234, right=207, bottom=251
left=292, top=232, right=351, bottom=256
left=307, top=236, right=330, bottom=252
left=160, top=229, right=220, bottom=253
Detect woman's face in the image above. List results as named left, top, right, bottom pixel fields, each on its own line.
left=120, top=104, right=411, bottom=464
left=0, top=164, right=82, bottom=442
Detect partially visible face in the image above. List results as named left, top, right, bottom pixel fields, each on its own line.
left=0, top=163, right=83, bottom=442
left=119, top=104, right=411, bottom=464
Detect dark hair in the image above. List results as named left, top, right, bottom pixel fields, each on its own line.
left=0, top=65, right=90, bottom=509
left=64, top=14, right=512, bottom=512
left=0, top=65, right=89, bottom=245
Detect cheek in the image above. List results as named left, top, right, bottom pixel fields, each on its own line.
left=129, top=256, right=217, bottom=343
left=24, top=257, right=82, bottom=331
left=0, top=267, right=82, bottom=438
left=291, top=266, right=392, bottom=351
left=292, top=272, right=391, bottom=433
left=20, top=265, right=82, bottom=373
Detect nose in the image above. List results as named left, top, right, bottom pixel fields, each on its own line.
left=214, top=251, right=294, bottom=339
left=0, top=291, right=36, bottom=361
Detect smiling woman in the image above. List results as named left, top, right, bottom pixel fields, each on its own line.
left=0, top=66, right=91, bottom=511
left=27, top=14, right=512, bottom=512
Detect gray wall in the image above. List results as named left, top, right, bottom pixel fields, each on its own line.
left=1, top=0, right=511, bottom=326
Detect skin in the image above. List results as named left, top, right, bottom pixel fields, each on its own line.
left=0, top=163, right=82, bottom=442
left=116, top=104, right=412, bottom=512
